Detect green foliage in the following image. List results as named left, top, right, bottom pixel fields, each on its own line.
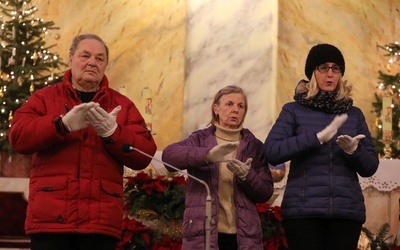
left=124, top=171, right=186, bottom=222
left=362, top=223, right=398, bottom=250
left=157, top=184, right=186, bottom=219
left=0, top=0, right=66, bottom=152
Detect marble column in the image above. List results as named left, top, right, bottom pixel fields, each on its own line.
left=184, top=0, right=278, bottom=142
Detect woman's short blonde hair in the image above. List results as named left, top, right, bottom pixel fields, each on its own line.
left=209, top=85, right=248, bottom=126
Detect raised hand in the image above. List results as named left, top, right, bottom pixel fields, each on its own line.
left=317, top=114, right=348, bottom=144
left=206, top=141, right=240, bottom=163
left=87, top=106, right=121, bottom=137
left=227, top=158, right=252, bottom=180
left=336, top=134, right=365, bottom=155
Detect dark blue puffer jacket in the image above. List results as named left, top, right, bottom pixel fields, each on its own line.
left=264, top=101, right=378, bottom=223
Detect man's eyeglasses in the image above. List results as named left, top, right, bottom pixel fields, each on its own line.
left=316, top=64, right=342, bottom=74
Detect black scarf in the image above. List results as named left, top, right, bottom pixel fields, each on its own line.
left=293, top=91, right=353, bottom=114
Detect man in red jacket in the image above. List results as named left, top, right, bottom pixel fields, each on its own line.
left=8, top=33, right=157, bottom=250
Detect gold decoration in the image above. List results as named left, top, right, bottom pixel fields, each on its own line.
left=30, top=82, right=34, bottom=94
left=8, top=110, right=13, bottom=122
left=0, top=87, right=3, bottom=98
left=379, top=139, right=396, bottom=159
left=136, top=209, right=182, bottom=240
left=7, top=56, right=15, bottom=66
left=156, top=219, right=182, bottom=240
left=32, top=51, right=38, bottom=65
left=17, top=76, right=23, bottom=85
left=136, top=209, right=159, bottom=221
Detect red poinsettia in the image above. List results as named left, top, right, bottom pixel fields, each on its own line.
left=141, top=177, right=165, bottom=195
left=117, top=217, right=152, bottom=250
left=256, top=202, right=288, bottom=250
left=151, top=236, right=182, bottom=250
left=169, top=175, right=187, bottom=186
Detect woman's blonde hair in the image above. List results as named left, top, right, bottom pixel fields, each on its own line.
left=209, top=85, right=248, bottom=126
left=297, top=73, right=352, bottom=100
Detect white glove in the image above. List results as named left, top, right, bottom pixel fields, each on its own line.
left=206, top=141, right=239, bottom=163
left=227, top=158, right=252, bottom=180
left=336, top=134, right=365, bottom=155
left=61, top=102, right=99, bottom=132
left=317, top=114, right=348, bottom=144
left=87, top=105, right=121, bottom=137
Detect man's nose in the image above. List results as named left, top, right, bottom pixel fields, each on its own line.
left=88, top=57, right=96, bottom=66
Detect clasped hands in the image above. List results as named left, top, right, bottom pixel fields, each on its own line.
left=61, top=102, right=121, bottom=137
left=316, top=113, right=365, bottom=154
left=206, top=141, right=252, bottom=180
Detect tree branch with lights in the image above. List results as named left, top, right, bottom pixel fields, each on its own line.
left=0, top=0, right=66, bottom=152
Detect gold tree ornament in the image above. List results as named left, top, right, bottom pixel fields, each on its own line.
left=31, top=51, right=38, bottom=65
left=17, top=76, right=23, bottom=85
left=7, top=56, right=15, bottom=66
left=8, top=110, right=13, bottom=122
left=29, top=82, right=34, bottom=94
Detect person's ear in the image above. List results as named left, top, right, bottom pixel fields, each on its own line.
left=213, top=104, right=218, bottom=115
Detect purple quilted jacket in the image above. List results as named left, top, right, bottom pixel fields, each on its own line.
left=162, top=126, right=274, bottom=250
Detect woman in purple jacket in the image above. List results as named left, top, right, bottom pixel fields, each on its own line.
left=264, top=44, right=379, bottom=250
left=162, top=85, right=274, bottom=250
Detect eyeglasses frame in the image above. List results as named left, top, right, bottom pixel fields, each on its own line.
left=315, top=64, right=342, bottom=74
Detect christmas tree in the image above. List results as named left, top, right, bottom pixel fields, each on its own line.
left=0, top=0, right=65, bottom=152
left=371, top=42, right=400, bottom=158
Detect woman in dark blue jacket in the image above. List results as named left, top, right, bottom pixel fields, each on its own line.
left=264, top=44, right=378, bottom=250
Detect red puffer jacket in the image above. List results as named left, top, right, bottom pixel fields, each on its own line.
left=8, top=69, right=157, bottom=239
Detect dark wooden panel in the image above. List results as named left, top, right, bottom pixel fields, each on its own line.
left=0, top=192, right=30, bottom=248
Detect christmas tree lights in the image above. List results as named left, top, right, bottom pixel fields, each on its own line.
left=0, top=0, right=65, bottom=152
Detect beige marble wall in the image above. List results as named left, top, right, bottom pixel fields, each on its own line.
left=278, top=0, right=398, bottom=138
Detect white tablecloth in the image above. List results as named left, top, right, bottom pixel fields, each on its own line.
left=359, top=159, right=400, bottom=191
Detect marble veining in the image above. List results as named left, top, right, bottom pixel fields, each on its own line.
left=185, top=0, right=277, bottom=142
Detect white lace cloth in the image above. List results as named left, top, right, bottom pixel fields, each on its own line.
left=359, top=159, right=400, bottom=191
left=274, top=159, right=400, bottom=192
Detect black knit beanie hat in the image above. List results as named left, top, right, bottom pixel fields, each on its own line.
left=304, top=43, right=345, bottom=80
